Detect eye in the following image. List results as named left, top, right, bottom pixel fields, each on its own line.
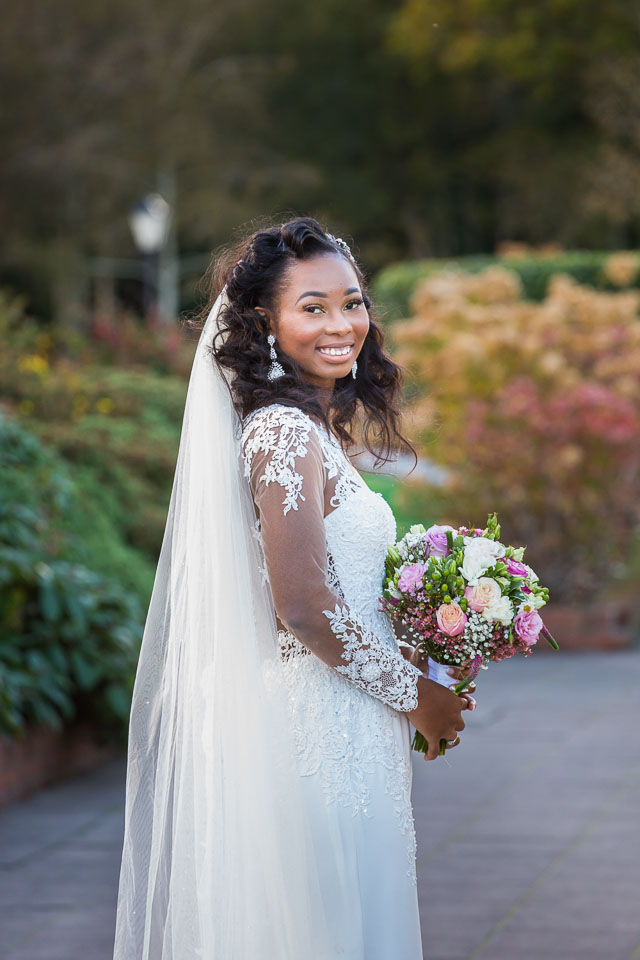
left=303, top=297, right=364, bottom=314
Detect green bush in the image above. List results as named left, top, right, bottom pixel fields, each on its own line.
left=372, top=250, right=640, bottom=321
left=0, top=413, right=143, bottom=742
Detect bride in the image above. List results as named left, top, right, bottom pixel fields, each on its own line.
left=112, top=216, right=474, bottom=960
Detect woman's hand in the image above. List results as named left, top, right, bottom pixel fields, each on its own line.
left=406, top=675, right=467, bottom=761
left=400, top=642, right=477, bottom=712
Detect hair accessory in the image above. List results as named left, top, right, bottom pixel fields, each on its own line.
left=267, top=333, right=285, bottom=380
left=351, top=360, right=358, bottom=380
left=326, top=232, right=355, bottom=261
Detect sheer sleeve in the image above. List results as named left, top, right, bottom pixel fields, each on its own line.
left=240, top=405, right=423, bottom=713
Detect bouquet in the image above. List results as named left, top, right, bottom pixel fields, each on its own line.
left=380, top=513, right=558, bottom=755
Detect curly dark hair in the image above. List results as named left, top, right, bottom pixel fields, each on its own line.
left=190, top=214, right=417, bottom=470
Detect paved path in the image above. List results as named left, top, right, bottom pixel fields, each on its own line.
left=0, top=649, right=638, bottom=960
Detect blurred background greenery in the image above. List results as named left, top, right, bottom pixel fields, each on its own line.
left=1, top=0, right=639, bottom=745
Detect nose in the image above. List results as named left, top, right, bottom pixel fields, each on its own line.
left=325, top=308, right=353, bottom=336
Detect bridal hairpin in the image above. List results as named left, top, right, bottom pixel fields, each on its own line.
left=326, top=233, right=355, bottom=262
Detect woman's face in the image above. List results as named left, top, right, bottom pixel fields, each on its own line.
left=255, top=253, right=369, bottom=390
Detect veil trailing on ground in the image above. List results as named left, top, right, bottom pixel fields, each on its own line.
left=112, top=286, right=333, bottom=959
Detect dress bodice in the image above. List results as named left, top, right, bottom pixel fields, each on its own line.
left=324, top=482, right=398, bottom=644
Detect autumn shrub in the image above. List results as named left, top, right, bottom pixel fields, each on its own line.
left=0, top=292, right=188, bottom=560
left=391, top=266, right=640, bottom=601
left=374, top=249, right=640, bottom=322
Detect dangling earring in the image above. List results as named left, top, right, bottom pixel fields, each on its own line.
left=267, top=333, right=285, bottom=380
left=351, top=359, right=358, bottom=380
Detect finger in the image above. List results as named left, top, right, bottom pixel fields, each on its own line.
left=455, top=716, right=466, bottom=732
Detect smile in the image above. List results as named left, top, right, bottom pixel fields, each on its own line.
left=316, top=344, right=354, bottom=359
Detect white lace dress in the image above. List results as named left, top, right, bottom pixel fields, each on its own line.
left=241, top=403, right=424, bottom=960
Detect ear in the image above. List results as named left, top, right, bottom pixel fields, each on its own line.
left=253, top=306, right=274, bottom=335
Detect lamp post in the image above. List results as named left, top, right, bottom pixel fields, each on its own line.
left=128, top=193, right=171, bottom=318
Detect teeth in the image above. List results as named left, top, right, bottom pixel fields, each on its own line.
left=318, top=346, right=352, bottom=356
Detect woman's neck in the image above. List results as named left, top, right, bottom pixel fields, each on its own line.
left=314, top=383, right=334, bottom=415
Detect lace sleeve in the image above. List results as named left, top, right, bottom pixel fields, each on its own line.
left=240, top=405, right=422, bottom=713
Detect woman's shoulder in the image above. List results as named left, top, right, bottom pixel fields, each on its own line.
left=241, top=402, right=324, bottom=440
left=240, top=403, right=324, bottom=461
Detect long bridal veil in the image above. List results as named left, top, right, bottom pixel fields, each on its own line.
left=112, top=286, right=333, bottom=959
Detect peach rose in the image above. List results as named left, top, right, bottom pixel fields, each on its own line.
left=464, top=576, right=501, bottom=612
left=435, top=601, right=467, bottom=637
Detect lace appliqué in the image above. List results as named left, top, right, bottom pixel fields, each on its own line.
left=241, top=406, right=313, bottom=515
left=321, top=603, right=421, bottom=713
left=278, top=628, right=310, bottom=662
left=319, top=430, right=362, bottom=509
left=326, top=547, right=344, bottom=599
left=241, top=403, right=363, bottom=518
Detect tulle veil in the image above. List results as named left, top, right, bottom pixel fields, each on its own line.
left=112, top=285, right=334, bottom=958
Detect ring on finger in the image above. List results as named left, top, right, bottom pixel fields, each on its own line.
left=446, top=735, right=460, bottom=748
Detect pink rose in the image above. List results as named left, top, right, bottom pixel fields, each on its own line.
left=424, top=524, right=456, bottom=558
left=436, top=601, right=467, bottom=637
left=506, top=558, right=529, bottom=578
left=398, top=562, right=427, bottom=595
left=464, top=577, right=501, bottom=612
left=513, top=609, right=543, bottom=647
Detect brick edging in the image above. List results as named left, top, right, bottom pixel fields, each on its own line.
left=0, top=722, right=119, bottom=809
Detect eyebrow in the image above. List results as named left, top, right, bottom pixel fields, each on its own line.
left=295, top=286, right=360, bottom=304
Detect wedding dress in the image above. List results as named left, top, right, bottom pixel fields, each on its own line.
left=240, top=402, right=425, bottom=960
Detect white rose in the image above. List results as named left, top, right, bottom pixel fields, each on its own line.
left=460, top=537, right=506, bottom=585
left=482, top=595, right=514, bottom=625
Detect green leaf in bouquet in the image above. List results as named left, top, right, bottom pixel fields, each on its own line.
left=386, top=544, right=402, bottom=564
left=541, top=624, right=559, bottom=649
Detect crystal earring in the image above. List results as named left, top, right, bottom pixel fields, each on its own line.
left=267, top=333, right=285, bottom=380
left=351, top=359, right=358, bottom=379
